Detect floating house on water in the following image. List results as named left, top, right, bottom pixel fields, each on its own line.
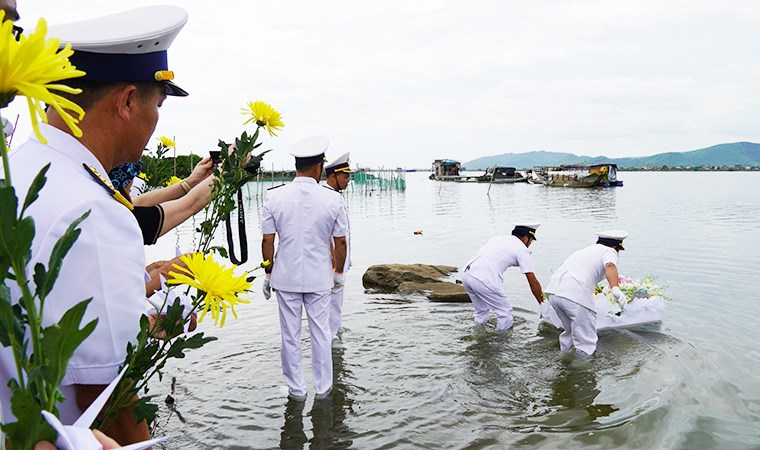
left=429, top=159, right=462, bottom=180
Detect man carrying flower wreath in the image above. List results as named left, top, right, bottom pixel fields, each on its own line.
left=0, top=6, right=191, bottom=445
left=544, top=230, right=629, bottom=356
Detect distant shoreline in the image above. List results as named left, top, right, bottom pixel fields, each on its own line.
left=618, top=166, right=760, bottom=172
left=418, top=167, right=760, bottom=173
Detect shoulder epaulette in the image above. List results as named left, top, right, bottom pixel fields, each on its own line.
left=267, top=184, right=286, bottom=190
left=323, top=185, right=338, bottom=192
left=82, top=163, right=134, bottom=210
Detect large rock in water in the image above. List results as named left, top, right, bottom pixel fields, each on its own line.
left=362, top=264, right=471, bottom=303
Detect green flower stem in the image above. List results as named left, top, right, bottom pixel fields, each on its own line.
left=1, top=110, right=12, bottom=185
left=10, top=261, right=51, bottom=409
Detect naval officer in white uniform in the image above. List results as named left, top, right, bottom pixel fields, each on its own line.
left=261, top=137, right=349, bottom=401
left=0, top=6, right=190, bottom=445
left=323, top=152, right=353, bottom=343
left=462, top=223, right=544, bottom=330
left=545, top=230, right=629, bottom=356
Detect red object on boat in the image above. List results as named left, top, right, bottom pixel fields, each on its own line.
left=414, top=230, right=423, bottom=235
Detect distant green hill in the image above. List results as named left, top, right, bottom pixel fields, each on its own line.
left=463, top=142, right=760, bottom=169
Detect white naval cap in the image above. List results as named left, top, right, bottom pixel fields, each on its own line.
left=596, top=229, right=629, bottom=250
left=48, top=6, right=189, bottom=96
left=512, top=222, right=540, bottom=240
left=325, top=152, right=353, bottom=175
left=290, top=136, right=329, bottom=165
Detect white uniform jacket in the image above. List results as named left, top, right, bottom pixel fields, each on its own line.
left=323, top=184, right=351, bottom=272
left=0, top=124, right=146, bottom=423
left=261, top=177, right=349, bottom=292
left=545, top=244, right=618, bottom=310
left=463, top=235, right=535, bottom=292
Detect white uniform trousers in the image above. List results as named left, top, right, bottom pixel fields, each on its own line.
left=276, top=289, right=333, bottom=397
left=547, top=294, right=598, bottom=356
left=328, top=286, right=344, bottom=340
left=462, top=272, right=513, bottom=331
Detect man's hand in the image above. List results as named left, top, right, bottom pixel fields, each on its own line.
left=332, top=272, right=345, bottom=294
left=186, top=156, right=215, bottom=186
left=35, top=430, right=122, bottom=449
left=146, top=311, right=197, bottom=340
left=611, top=286, right=628, bottom=310
left=262, top=274, right=272, bottom=300
left=145, top=256, right=187, bottom=296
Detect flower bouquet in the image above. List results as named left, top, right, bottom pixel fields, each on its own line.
left=541, top=275, right=669, bottom=331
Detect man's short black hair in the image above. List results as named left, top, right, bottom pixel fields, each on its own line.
left=54, top=79, right=163, bottom=110
left=512, top=229, right=533, bottom=240
left=295, top=160, right=323, bottom=173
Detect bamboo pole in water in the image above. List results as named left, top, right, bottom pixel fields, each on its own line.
left=487, top=165, right=495, bottom=196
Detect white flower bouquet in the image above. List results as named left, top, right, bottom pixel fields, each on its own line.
left=541, top=274, right=669, bottom=331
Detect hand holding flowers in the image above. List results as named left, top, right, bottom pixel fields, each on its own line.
left=597, top=274, right=670, bottom=313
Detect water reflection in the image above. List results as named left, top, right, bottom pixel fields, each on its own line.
left=280, top=400, right=307, bottom=450
left=279, top=346, right=356, bottom=450
left=547, top=358, right=618, bottom=429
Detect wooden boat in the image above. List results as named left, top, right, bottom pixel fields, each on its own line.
left=528, top=163, right=623, bottom=187
left=477, top=166, right=528, bottom=183
left=429, top=160, right=528, bottom=183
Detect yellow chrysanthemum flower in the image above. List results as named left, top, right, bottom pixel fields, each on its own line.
left=167, top=253, right=251, bottom=327
left=241, top=100, right=284, bottom=137
left=157, top=136, right=175, bottom=148
left=0, top=11, right=85, bottom=143
left=165, top=175, right=182, bottom=186
left=138, top=172, right=149, bottom=181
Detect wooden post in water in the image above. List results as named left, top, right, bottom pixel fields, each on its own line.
left=487, top=165, right=496, bottom=196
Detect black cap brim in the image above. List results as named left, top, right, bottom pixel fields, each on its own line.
left=163, top=80, right=188, bottom=97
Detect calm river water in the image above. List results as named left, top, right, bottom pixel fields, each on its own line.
left=146, top=171, right=760, bottom=450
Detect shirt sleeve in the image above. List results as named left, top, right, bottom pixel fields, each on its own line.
left=516, top=248, right=535, bottom=274
left=39, top=198, right=146, bottom=385
left=131, top=205, right=164, bottom=245
left=260, top=198, right=276, bottom=234
left=332, top=201, right=349, bottom=237
left=601, top=248, right=618, bottom=266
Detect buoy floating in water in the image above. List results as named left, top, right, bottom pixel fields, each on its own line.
left=414, top=230, right=423, bottom=235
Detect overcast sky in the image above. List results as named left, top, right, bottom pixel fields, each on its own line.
left=6, top=0, right=760, bottom=169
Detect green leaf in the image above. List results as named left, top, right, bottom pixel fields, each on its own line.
left=0, top=284, right=24, bottom=351
left=39, top=299, right=98, bottom=389
left=166, top=333, right=217, bottom=359
left=38, top=211, right=90, bottom=300
left=208, top=246, right=228, bottom=258
left=10, top=216, right=34, bottom=263
left=131, top=394, right=159, bottom=425
left=33, top=262, right=47, bottom=300
left=20, top=164, right=50, bottom=217
left=2, top=388, right=57, bottom=449
left=0, top=183, right=19, bottom=228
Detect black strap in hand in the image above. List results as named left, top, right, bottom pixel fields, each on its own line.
left=225, top=188, right=248, bottom=264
